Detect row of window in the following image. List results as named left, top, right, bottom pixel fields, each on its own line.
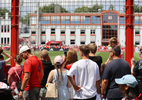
left=70, top=40, right=95, bottom=45
left=31, top=29, right=95, bottom=35
left=1, top=25, right=10, bottom=32
left=120, top=17, right=142, bottom=24
left=1, top=37, right=10, bottom=44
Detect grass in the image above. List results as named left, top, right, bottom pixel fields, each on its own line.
left=3, top=51, right=140, bottom=65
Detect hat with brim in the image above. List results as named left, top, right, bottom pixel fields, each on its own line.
left=19, top=45, right=30, bottom=54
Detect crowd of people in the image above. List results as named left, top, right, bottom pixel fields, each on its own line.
left=0, top=37, right=142, bottom=100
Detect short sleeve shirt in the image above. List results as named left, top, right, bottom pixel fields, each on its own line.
left=22, top=56, right=43, bottom=91
left=102, top=59, right=131, bottom=98
left=8, top=66, right=22, bottom=90
left=0, top=60, right=6, bottom=81
left=67, top=59, right=100, bottom=99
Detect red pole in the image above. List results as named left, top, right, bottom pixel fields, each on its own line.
left=11, top=0, right=19, bottom=67
left=125, top=0, right=134, bottom=65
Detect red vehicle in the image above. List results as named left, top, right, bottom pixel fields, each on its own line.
left=46, top=41, right=62, bottom=46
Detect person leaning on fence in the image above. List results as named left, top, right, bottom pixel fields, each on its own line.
left=46, top=55, right=71, bottom=100
left=0, top=48, right=12, bottom=84
left=67, top=45, right=101, bottom=100
left=39, top=49, right=54, bottom=100
left=18, top=45, right=44, bottom=100
left=7, top=54, right=23, bottom=97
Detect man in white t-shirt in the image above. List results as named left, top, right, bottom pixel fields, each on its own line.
left=67, top=45, right=101, bottom=100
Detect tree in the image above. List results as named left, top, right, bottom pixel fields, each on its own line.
left=108, top=4, right=115, bottom=10
left=134, top=4, right=142, bottom=12
left=35, top=3, right=69, bottom=13
left=19, top=14, right=30, bottom=26
left=91, top=4, right=103, bottom=12
left=0, top=8, right=11, bottom=19
left=74, top=6, right=91, bottom=13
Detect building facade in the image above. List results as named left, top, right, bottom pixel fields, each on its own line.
left=21, top=11, right=142, bottom=46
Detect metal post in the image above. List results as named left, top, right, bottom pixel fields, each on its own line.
left=11, top=0, right=19, bottom=67
left=125, top=0, right=134, bottom=65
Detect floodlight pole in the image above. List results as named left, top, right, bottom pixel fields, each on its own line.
left=11, top=0, right=19, bottom=67
left=125, top=0, right=134, bottom=65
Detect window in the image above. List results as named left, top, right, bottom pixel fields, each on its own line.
left=70, top=40, right=75, bottom=44
left=4, top=38, right=6, bottom=44
left=51, top=16, right=60, bottom=24
left=91, top=41, right=95, bottom=43
left=80, top=41, right=85, bottom=44
left=4, top=25, right=6, bottom=32
left=7, top=25, right=9, bottom=32
left=41, top=31, right=45, bottom=34
left=51, top=29, right=55, bottom=34
left=134, top=16, right=139, bottom=24
left=120, top=17, right=125, bottom=24
left=96, top=17, right=100, bottom=24
left=41, top=21, right=50, bottom=24
left=1, top=25, right=3, bottom=32
left=91, top=30, right=95, bottom=34
left=135, top=31, right=140, bottom=34
left=71, top=16, right=80, bottom=24
left=61, top=31, right=65, bottom=34
left=41, top=42, right=45, bottom=44
left=71, top=31, right=75, bottom=34
left=81, top=30, right=85, bottom=34
left=81, top=16, right=90, bottom=24
left=135, top=42, right=139, bottom=45
left=31, top=31, right=36, bottom=34
left=61, top=16, right=70, bottom=24
left=1, top=38, right=3, bottom=44
left=7, top=38, right=9, bottom=44
left=103, top=12, right=117, bottom=23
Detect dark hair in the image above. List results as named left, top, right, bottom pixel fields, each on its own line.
left=112, top=45, right=121, bottom=57
left=26, top=49, right=31, bottom=54
left=14, top=54, right=22, bottom=64
left=55, top=63, right=63, bottom=82
left=79, top=45, right=90, bottom=56
left=126, top=85, right=139, bottom=100
left=0, top=55, right=4, bottom=60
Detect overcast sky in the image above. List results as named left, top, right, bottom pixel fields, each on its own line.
left=0, top=0, right=142, bottom=16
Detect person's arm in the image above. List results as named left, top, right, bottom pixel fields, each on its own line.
left=7, top=74, right=12, bottom=86
left=47, top=70, right=54, bottom=83
left=19, top=72, right=31, bottom=99
left=41, top=69, right=44, bottom=82
left=2, top=51, right=12, bottom=63
left=96, top=80, right=101, bottom=94
left=68, top=76, right=81, bottom=91
left=131, top=58, right=135, bottom=75
left=101, top=79, right=109, bottom=99
left=67, top=79, right=72, bottom=88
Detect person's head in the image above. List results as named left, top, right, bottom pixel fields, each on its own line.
left=109, top=37, right=118, bottom=47
left=63, top=49, right=78, bottom=68
left=0, top=55, right=4, bottom=61
left=54, top=56, right=64, bottom=81
left=40, top=49, right=50, bottom=61
left=79, top=45, right=90, bottom=58
left=115, top=75, right=139, bottom=99
left=110, top=45, right=121, bottom=58
left=88, top=43, right=97, bottom=55
left=19, top=45, right=31, bottom=60
left=14, top=54, right=22, bottom=65
left=139, top=51, right=142, bottom=60
left=140, top=47, right=142, bottom=53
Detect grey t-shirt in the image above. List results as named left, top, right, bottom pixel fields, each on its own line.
left=0, top=60, right=6, bottom=81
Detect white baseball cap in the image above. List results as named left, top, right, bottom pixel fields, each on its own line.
left=54, top=56, right=64, bottom=65
left=19, top=45, right=30, bottom=54
left=0, top=82, right=9, bottom=89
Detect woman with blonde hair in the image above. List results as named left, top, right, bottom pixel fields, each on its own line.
left=63, top=49, right=78, bottom=100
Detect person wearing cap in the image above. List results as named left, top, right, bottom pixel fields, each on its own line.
left=115, top=75, right=140, bottom=100
left=101, top=45, right=131, bottom=100
left=46, top=55, right=71, bottom=100
left=67, top=45, right=101, bottom=100
left=0, top=48, right=12, bottom=84
left=18, top=45, right=44, bottom=100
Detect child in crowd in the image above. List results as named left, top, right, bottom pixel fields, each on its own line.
left=40, top=49, right=54, bottom=100
left=63, top=49, right=78, bottom=100
left=7, top=54, right=23, bottom=95
left=115, top=75, right=141, bottom=100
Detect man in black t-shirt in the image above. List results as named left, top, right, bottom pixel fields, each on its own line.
left=88, top=43, right=102, bottom=71
left=101, top=45, right=131, bottom=100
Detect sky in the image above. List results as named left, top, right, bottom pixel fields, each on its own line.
left=0, top=0, right=142, bottom=16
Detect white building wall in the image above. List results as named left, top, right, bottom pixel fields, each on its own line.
left=119, top=26, right=125, bottom=47
left=46, top=26, right=51, bottom=43
left=140, top=26, right=142, bottom=46
left=95, top=26, right=101, bottom=46
left=85, top=26, right=90, bottom=45
left=65, top=26, right=70, bottom=45
left=75, top=26, right=80, bottom=46
left=56, top=26, right=60, bottom=41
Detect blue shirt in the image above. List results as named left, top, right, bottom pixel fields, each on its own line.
left=0, top=60, right=6, bottom=81
left=102, top=59, right=131, bottom=98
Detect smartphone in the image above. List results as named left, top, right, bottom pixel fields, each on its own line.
left=64, top=51, right=67, bottom=57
